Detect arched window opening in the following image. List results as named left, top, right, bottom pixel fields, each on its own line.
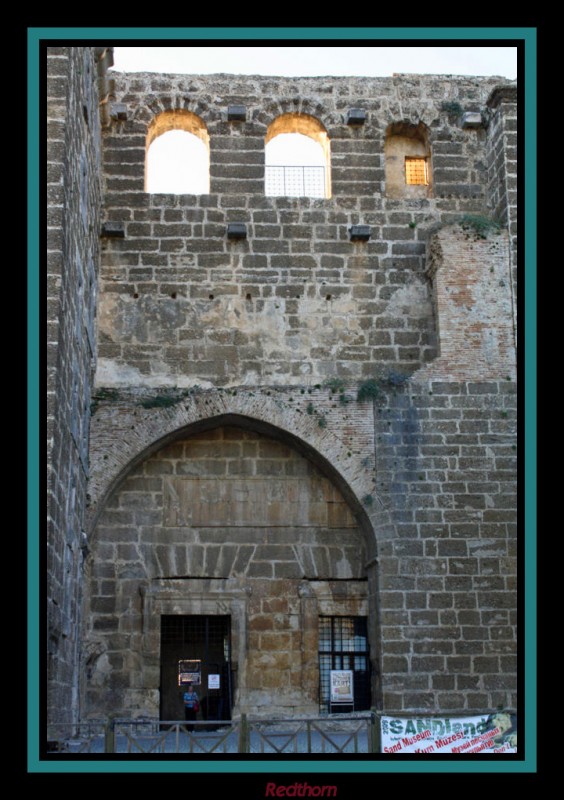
left=384, top=121, right=431, bottom=199
left=265, top=113, right=331, bottom=199
left=145, top=110, right=210, bottom=194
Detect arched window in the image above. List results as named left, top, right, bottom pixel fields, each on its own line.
left=265, top=113, right=331, bottom=198
left=145, top=110, right=210, bottom=194
left=384, top=122, right=432, bottom=199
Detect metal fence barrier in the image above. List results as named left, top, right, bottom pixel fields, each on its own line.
left=47, top=712, right=379, bottom=754
left=247, top=716, right=374, bottom=754
left=46, top=720, right=106, bottom=753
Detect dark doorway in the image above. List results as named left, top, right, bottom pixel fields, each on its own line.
left=160, top=615, right=232, bottom=722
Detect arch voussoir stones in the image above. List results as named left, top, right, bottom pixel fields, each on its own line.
left=87, top=386, right=381, bottom=538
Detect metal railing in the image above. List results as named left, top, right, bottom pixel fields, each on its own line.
left=46, top=712, right=379, bottom=754
left=247, top=715, right=374, bottom=754
left=113, top=720, right=241, bottom=754
left=265, top=165, right=326, bottom=198
left=46, top=719, right=106, bottom=753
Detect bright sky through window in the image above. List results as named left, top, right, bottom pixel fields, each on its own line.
left=265, top=133, right=325, bottom=166
left=265, top=133, right=328, bottom=197
left=148, top=130, right=325, bottom=194
left=146, top=130, right=210, bottom=194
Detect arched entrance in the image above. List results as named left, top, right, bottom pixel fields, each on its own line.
left=82, top=419, right=380, bottom=720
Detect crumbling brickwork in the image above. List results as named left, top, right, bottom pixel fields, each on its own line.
left=486, top=86, right=518, bottom=312
left=420, top=226, right=516, bottom=380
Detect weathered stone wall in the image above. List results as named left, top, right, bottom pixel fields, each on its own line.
left=84, top=375, right=517, bottom=716
left=375, top=379, right=517, bottom=712
left=46, top=61, right=518, bottom=725
left=96, top=72, right=511, bottom=389
left=46, top=46, right=103, bottom=724
left=83, top=427, right=370, bottom=717
left=486, top=87, right=518, bottom=302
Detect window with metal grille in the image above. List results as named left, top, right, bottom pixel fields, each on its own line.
left=265, top=115, right=332, bottom=199
left=318, top=616, right=371, bottom=713
left=405, top=157, right=428, bottom=185
left=265, top=164, right=326, bottom=198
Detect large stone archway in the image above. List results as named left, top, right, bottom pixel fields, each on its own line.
left=87, top=387, right=383, bottom=535
left=82, top=413, right=382, bottom=720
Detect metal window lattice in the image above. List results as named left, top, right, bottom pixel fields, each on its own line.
left=265, top=165, right=326, bottom=198
left=405, top=157, right=428, bottom=185
left=318, top=617, right=370, bottom=712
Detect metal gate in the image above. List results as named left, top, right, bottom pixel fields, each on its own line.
left=160, top=615, right=232, bottom=722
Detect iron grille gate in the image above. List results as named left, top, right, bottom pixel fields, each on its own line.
left=318, top=616, right=371, bottom=713
left=160, top=615, right=232, bottom=723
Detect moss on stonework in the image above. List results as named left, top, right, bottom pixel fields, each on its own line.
left=93, top=387, right=120, bottom=401
left=459, top=214, right=501, bottom=239
left=90, top=387, right=120, bottom=415
left=440, top=100, right=464, bottom=115
left=91, top=386, right=205, bottom=414
left=357, top=371, right=409, bottom=402
left=324, top=377, right=346, bottom=394
left=139, top=395, right=182, bottom=409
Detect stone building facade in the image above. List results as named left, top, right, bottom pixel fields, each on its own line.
left=46, top=46, right=107, bottom=723
left=46, top=46, right=518, bottom=726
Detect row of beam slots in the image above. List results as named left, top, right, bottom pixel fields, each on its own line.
left=102, top=221, right=376, bottom=241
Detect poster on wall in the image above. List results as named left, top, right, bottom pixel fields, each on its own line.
left=380, top=713, right=517, bottom=754
left=330, top=670, right=354, bottom=704
left=178, top=659, right=201, bottom=686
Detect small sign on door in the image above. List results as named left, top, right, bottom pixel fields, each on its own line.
left=208, top=674, right=221, bottom=690
left=330, top=670, right=354, bottom=704
left=178, top=659, right=201, bottom=686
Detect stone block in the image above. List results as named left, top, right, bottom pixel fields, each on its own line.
left=249, top=614, right=274, bottom=632
left=411, top=656, right=445, bottom=672
left=91, top=597, right=116, bottom=613
left=247, top=562, right=274, bottom=578
left=259, top=632, right=291, bottom=652
left=261, top=598, right=289, bottom=614
left=274, top=562, right=302, bottom=579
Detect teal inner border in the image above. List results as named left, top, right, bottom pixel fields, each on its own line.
left=29, top=26, right=536, bottom=775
